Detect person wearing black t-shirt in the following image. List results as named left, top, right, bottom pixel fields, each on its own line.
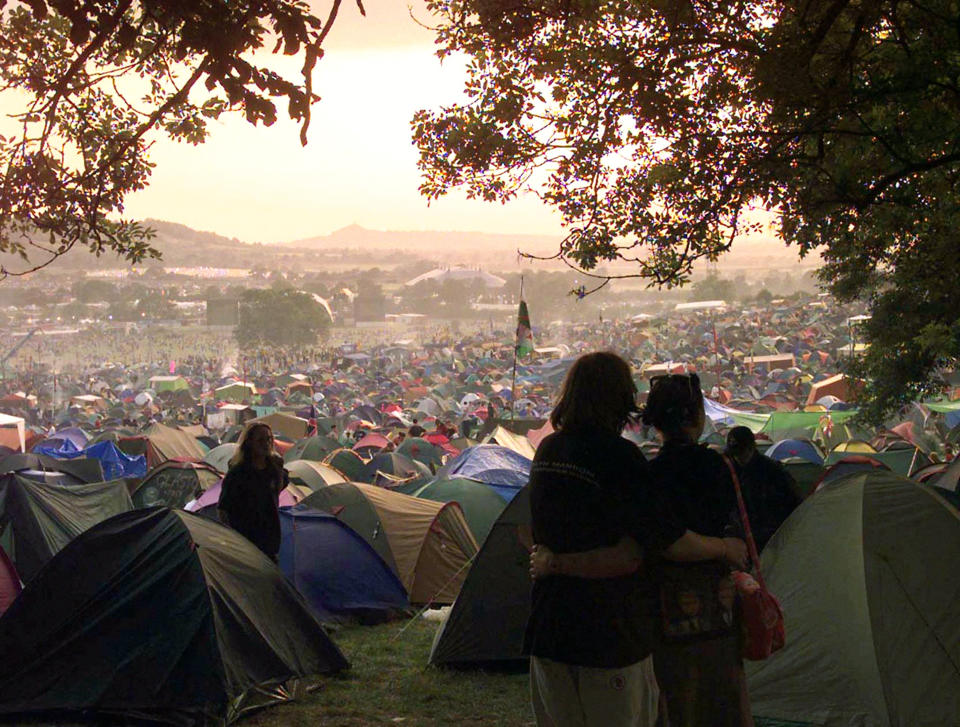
left=726, top=426, right=802, bottom=551
left=218, top=422, right=288, bottom=561
left=524, top=353, right=747, bottom=727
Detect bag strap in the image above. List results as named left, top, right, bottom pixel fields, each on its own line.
left=721, top=454, right=767, bottom=591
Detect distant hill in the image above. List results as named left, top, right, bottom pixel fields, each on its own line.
left=288, top=224, right=562, bottom=257
left=3, top=219, right=815, bottom=280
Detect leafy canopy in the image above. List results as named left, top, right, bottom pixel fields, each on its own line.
left=0, top=0, right=362, bottom=277
left=235, top=287, right=331, bottom=349
left=414, top=0, right=960, bottom=421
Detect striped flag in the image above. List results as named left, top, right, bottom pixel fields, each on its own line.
left=516, top=299, right=534, bottom=357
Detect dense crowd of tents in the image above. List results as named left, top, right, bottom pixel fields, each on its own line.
left=0, top=295, right=958, bottom=724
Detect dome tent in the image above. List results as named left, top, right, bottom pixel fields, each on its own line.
left=747, top=471, right=960, bottom=726
left=301, top=483, right=478, bottom=605
left=412, top=476, right=510, bottom=546
left=0, top=475, right=133, bottom=583
left=0, top=507, right=348, bottom=725
left=429, top=485, right=532, bottom=668
left=278, top=508, right=408, bottom=624
left=131, top=461, right=221, bottom=509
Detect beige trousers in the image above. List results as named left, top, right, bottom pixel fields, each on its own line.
left=530, top=655, right=660, bottom=727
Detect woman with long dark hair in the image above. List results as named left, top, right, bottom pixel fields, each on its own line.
left=533, top=372, right=751, bottom=727
left=524, top=354, right=745, bottom=727
left=218, top=422, right=288, bottom=561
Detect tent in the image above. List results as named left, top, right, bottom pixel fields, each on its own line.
left=429, top=485, right=532, bottom=668
left=0, top=452, right=104, bottom=483
left=805, top=373, right=860, bottom=406
left=301, top=483, right=478, bottom=605
left=0, top=475, right=133, bottom=582
left=142, top=423, right=206, bottom=465
left=278, top=508, right=408, bottom=624
left=203, top=442, right=238, bottom=473
left=324, top=448, right=366, bottom=481
left=825, top=448, right=929, bottom=477
left=765, top=439, right=824, bottom=466
left=131, top=461, right=221, bottom=509
left=439, top=444, right=531, bottom=501
left=747, top=471, right=960, bottom=726
left=148, top=375, right=189, bottom=392
left=359, top=452, right=431, bottom=487
left=285, top=459, right=348, bottom=490
left=412, top=476, right=510, bottom=545
left=0, top=547, right=19, bottom=618
left=483, top=425, right=537, bottom=460
left=396, top=436, right=445, bottom=469
left=214, top=381, right=258, bottom=403
left=284, top=435, right=340, bottom=463
left=931, top=457, right=960, bottom=493
left=782, top=460, right=827, bottom=500
left=815, top=456, right=889, bottom=489
left=250, top=412, right=310, bottom=442
left=0, top=508, right=348, bottom=725
left=0, top=414, right=25, bottom=453
left=32, top=439, right=147, bottom=480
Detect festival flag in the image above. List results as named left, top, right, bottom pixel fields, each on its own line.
left=516, top=299, right=534, bottom=358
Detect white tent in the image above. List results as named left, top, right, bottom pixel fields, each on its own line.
left=0, top=413, right=26, bottom=452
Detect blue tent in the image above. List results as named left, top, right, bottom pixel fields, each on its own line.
left=33, top=440, right=147, bottom=480
left=766, top=439, right=824, bottom=466
left=278, top=508, right=409, bottom=624
left=48, top=427, right=89, bottom=450
left=439, top=444, right=530, bottom=501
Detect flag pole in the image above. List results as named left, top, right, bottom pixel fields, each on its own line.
left=510, top=275, right=524, bottom=421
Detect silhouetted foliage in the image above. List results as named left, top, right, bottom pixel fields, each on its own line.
left=0, top=0, right=364, bottom=277
left=414, top=0, right=960, bottom=420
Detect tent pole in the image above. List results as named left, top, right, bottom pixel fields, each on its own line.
left=510, top=275, right=524, bottom=421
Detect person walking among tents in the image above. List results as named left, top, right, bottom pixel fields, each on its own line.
left=524, top=353, right=747, bottom=727
left=218, top=422, right=288, bottom=562
left=725, top=426, right=802, bottom=551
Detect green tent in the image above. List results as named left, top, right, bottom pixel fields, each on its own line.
left=0, top=508, right=347, bottom=724
left=148, top=375, right=189, bottom=393
left=429, top=485, right=531, bottom=668
left=758, top=410, right=859, bottom=441
left=323, top=448, right=366, bottom=481
left=412, top=476, right=509, bottom=545
left=0, top=476, right=133, bottom=583
left=284, top=435, right=340, bottom=463
left=747, top=470, right=960, bottom=726
left=782, top=460, right=826, bottom=500
left=396, top=437, right=444, bottom=470
left=824, top=448, right=930, bottom=477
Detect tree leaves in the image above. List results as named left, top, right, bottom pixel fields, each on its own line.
left=0, top=0, right=362, bottom=277
left=415, top=0, right=960, bottom=418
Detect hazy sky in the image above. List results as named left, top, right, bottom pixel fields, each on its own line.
left=118, top=0, right=567, bottom=243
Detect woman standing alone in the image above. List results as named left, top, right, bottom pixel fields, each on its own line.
left=218, top=422, right=288, bottom=562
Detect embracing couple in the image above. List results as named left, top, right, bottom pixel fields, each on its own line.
left=524, top=351, right=752, bottom=727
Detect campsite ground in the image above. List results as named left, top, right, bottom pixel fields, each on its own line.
left=246, top=617, right=533, bottom=726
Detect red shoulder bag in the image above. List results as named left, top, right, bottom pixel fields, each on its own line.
left=722, top=455, right=786, bottom=661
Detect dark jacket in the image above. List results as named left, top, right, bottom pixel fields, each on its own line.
left=218, top=455, right=287, bottom=557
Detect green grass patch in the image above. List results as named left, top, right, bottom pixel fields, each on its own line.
left=244, top=618, right=533, bottom=726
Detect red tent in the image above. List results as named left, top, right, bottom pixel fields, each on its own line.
left=0, top=546, right=21, bottom=617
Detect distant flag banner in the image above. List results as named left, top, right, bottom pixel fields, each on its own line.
left=516, top=299, right=534, bottom=357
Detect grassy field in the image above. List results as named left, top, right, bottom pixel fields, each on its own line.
left=245, top=617, right=533, bottom=727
